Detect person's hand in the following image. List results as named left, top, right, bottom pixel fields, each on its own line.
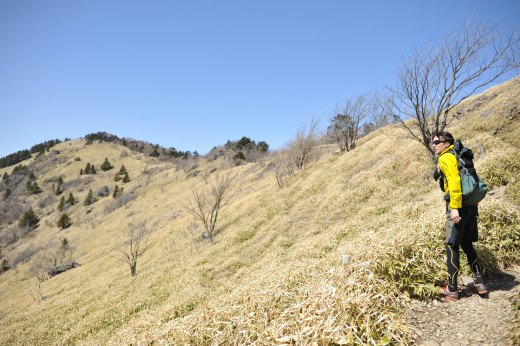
left=451, top=209, right=461, bottom=224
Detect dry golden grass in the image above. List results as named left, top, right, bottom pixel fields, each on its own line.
left=0, top=77, right=519, bottom=345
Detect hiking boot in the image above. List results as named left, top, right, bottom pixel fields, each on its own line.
left=440, top=284, right=459, bottom=301
left=471, top=281, right=488, bottom=295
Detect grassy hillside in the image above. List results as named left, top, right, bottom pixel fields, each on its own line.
left=0, top=77, right=519, bottom=345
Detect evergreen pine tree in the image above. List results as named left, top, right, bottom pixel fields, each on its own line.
left=2, top=172, right=8, bottom=182
left=27, top=181, right=41, bottom=194
left=84, top=189, right=97, bottom=206
left=80, top=168, right=84, bottom=175
left=4, top=188, right=11, bottom=200
left=257, top=141, right=269, bottom=152
left=34, top=181, right=41, bottom=194
left=85, top=163, right=92, bottom=174
left=0, top=258, right=8, bottom=274
left=58, top=196, right=65, bottom=211
left=56, top=176, right=64, bottom=195
left=114, top=165, right=127, bottom=181
left=113, top=185, right=119, bottom=198
left=67, top=192, right=76, bottom=206
left=118, top=165, right=128, bottom=175
left=91, top=165, right=97, bottom=174
left=122, top=171, right=131, bottom=183
left=150, top=148, right=160, bottom=157
left=19, top=208, right=39, bottom=229
left=60, top=237, right=71, bottom=262
left=100, top=158, right=114, bottom=171
left=57, top=213, right=72, bottom=229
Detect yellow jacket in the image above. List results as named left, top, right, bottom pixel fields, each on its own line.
left=438, top=145, right=462, bottom=209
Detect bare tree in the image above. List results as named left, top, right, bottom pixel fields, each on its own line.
left=118, top=221, right=151, bottom=276
left=388, top=22, right=519, bottom=154
left=29, top=252, right=51, bottom=289
left=185, top=171, right=238, bottom=242
left=273, top=119, right=320, bottom=188
left=328, top=95, right=373, bottom=152
left=287, top=118, right=320, bottom=170
left=274, top=150, right=296, bottom=188
left=372, top=91, right=394, bottom=129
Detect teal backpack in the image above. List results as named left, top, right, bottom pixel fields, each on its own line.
left=436, top=140, right=488, bottom=205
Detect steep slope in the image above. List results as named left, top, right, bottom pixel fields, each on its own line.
left=0, top=77, right=519, bottom=345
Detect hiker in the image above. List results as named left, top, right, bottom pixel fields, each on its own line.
left=432, top=132, right=487, bottom=301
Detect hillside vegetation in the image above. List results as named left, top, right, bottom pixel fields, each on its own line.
left=0, top=77, right=519, bottom=345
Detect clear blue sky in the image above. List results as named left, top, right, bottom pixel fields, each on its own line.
left=1, top=1, right=519, bottom=157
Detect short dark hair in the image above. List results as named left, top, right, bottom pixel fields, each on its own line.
left=434, top=132, right=454, bottom=145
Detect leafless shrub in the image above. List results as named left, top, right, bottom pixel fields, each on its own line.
left=202, top=168, right=217, bottom=184
left=287, top=118, right=320, bottom=171
left=178, top=159, right=199, bottom=176
left=0, top=225, right=19, bottom=246
left=243, top=148, right=264, bottom=163
left=206, top=146, right=226, bottom=162
left=274, top=150, right=296, bottom=188
left=116, top=221, right=152, bottom=276
left=43, top=176, right=60, bottom=185
left=256, top=161, right=275, bottom=180
left=141, top=165, right=172, bottom=186
left=5, top=172, right=29, bottom=198
left=43, top=238, right=75, bottom=266
left=185, top=171, right=239, bottom=242
left=28, top=252, right=51, bottom=288
left=11, top=245, right=41, bottom=267
left=38, top=194, right=55, bottom=209
left=81, top=174, right=96, bottom=186
left=25, top=238, right=76, bottom=289
left=142, top=165, right=171, bottom=177
left=0, top=200, right=24, bottom=227
left=97, top=186, right=110, bottom=197
left=103, top=192, right=136, bottom=215
left=62, top=178, right=83, bottom=191
left=274, top=119, right=320, bottom=188
left=19, top=224, right=36, bottom=237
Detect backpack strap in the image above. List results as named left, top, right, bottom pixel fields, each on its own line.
left=448, top=148, right=465, bottom=172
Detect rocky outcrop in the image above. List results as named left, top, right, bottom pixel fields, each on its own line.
left=47, top=261, right=80, bottom=278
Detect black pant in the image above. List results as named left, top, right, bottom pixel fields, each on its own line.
left=446, top=240, right=480, bottom=290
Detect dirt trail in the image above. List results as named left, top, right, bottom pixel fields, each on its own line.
left=406, top=267, right=520, bottom=346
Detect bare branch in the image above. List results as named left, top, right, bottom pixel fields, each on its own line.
left=117, top=221, right=151, bottom=276
left=185, top=171, right=239, bottom=242
left=388, top=21, right=520, bottom=154
left=327, top=94, right=375, bottom=152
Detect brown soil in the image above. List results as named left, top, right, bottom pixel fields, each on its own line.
left=406, top=267, right=520, bottom=346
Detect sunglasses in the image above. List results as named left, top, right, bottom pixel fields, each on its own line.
left=431, top=140, right=445, bottom=145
